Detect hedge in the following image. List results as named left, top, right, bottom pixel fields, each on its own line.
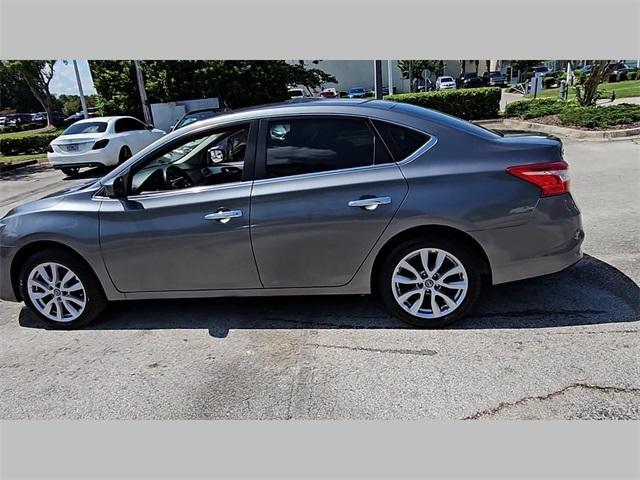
left=0, top=131, right=60, bottom=156
left=504, top=98, right=567, bottom=119
left=384, top=87, right=501, bottom=120
left=558, top=103, right=640, bottom=128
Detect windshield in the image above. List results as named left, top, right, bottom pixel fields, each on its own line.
left=464, top=74, right=477, bottom=79
left=175, top=110, right=219, bottom=130
left=62, top=121, right=108, bottom=135
left=534, top=67, right=548, bottom=72
left=440, top=77, right=453, bottom=82
left=350, top=88, right=365, bottom=93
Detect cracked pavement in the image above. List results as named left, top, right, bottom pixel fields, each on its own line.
left=0, top=138, right=638, bottom=419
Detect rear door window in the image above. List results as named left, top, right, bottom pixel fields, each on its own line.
left=264, top=117, right=389, bottom=179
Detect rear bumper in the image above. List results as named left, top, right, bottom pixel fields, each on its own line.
left=48, top=148, right=116, bottom=168
left=472, top=193, right=584, bottom=285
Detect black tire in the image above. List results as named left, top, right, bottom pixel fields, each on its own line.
left=378, top=236, right=483, bottom=328
left=60, top=167, right=80, bottom=177
left=18, top=249, right=107, bottom=329
left=118, top=146, right=132, bottom=165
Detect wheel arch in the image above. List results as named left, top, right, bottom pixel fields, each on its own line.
left=370, top=224, right=492, bottom=295
left=10, top=240, right=104, bottom=301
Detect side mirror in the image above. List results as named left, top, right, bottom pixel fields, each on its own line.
left=103, top=175, right=127, bottom=199
left=208, top=145, right=226, bottom=164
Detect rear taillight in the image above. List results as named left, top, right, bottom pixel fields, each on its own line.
left=47, top=144, right=54, bottom=153
left=507, top=161, right=570, bottom=197
left=92, top=139, right=109, bottom=150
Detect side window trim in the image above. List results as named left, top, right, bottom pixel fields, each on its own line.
left=371, top=119, right=432, bottom=162
left=254, top=114, right=388, bottom=181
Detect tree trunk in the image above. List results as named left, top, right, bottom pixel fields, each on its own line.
left=19, top=72, right=54, bottom=129
left=486, top=60, right=491, bottom=73
left=577, top=60, right=609, bottom=106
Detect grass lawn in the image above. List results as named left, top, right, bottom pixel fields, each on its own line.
left=0, top=128, right=63, bottom=140
left=526, top=79, right=640, bottom=100
left=0, top=153, right=47, bottom=164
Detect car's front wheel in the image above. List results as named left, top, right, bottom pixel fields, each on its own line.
left=378, top=237, right=482, bottom=328
left=19, top=249, right=107, bottom=329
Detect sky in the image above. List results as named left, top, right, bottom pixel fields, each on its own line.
left=49, top=60, right=97, bottom=96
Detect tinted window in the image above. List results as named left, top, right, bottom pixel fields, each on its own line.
left=175, top=110, right=220, bottom=130
left=265, top=118, right=378, bottom=178
left=115, top=118, right=146, bottom=133
left=373, top=120, right=430, bottom=161
left=62, top=122, right=108, bottom=135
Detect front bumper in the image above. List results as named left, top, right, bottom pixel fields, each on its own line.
left=472, top=193, right=584, bottom=285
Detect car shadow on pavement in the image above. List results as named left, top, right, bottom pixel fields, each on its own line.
left=0, top=164, right=107, bottom=182
left=18, top=254, right=639, bottom=337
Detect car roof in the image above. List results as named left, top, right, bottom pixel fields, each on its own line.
left=71, top=116, right=136, bottom=123
left=172, top=99, right=473, bottom=135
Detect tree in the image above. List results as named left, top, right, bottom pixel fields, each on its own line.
left=2, top=61, right=57, bottom=128
left=0, top=63, right=43, bottom=113
left=459, top=60, right=466, bottom=77
left=57, top=94, right=98, bottom=116
left=575, top=60, right=610, bottom=106
left=88, top=60, right=338, bottom=117
left=397, top=60, right=445, bottom=82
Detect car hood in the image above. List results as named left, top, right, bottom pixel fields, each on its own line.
left=1, top=180, right=99, bottom=220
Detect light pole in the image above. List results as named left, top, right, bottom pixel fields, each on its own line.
left=133, top=60, right=152, bottom=125
left=72, top=60, right=89, bottom=119
left=387, top=60, right=394, bottom=95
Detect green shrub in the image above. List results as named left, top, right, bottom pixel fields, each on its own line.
left=607, top=73, right=618, bottom=83
left=558, top=103, right=640, bottom=128
left=628, top=72, right=637, bottom=81
left=504, top=98, right=566, bottom=119
left=0, top=131, right=60, bottom=156
left=383, top=87, right=501, bottom=120
left=544, top=76, right=556, bottom=88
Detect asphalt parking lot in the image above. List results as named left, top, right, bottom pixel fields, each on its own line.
left=0, top=137, right=638, bottom=420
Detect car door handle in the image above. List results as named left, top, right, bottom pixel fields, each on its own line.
left=348, top=196, right=392, bottom=211
left=204, top=210, right=243, bottom=224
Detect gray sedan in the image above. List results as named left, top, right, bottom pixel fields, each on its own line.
left=0, top=99, right=584, bottom=328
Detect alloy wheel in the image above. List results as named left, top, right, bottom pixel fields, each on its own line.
left=391, top=248, right=468, bottom=319
left=26, top=262, right=87, bottom=323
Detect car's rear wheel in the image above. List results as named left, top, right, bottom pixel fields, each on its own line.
left=19, top=249, right=107, bottom=329
left=378, top=236, right=482, bottom=328
left=118, top=146, right=132, bottom=165
left=60, top=167, right=80, bottom=177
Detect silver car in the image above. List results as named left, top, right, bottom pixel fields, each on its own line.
left=0, top=100, right=584, bottom=329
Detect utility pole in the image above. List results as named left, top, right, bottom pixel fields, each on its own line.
left=72, top=60, right=89, bottom=119
left=409, top=60, right=413, bottom=92
left=133, top=60, right=152, bottom=125
left=373, top=60, right=383, bottom=99
left=387, top=60, right=394, bottom=95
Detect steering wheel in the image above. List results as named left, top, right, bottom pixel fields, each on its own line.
left=164, top=165, right=194, bottom=190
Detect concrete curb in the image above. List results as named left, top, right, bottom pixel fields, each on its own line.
left=0, top=159, right=39, bottom=173
left=474, top=118, right=640, bottom=140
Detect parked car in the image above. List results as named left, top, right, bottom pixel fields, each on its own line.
left=607, top=62, right=637, bottom=76
left=32, top=111, right=66, bottom=127
left=482, top=71, right=507, bottom=87
left=4, top=113, right=34, bottom=130
left=347, top=86, right=367, bottom=98
left=524, top=66, right=551, bottom=81
left=0, top=100, right=584, bottom=329
left=436, top=76, right=456, bottom=90
left=63, top=112, right=86, bottom=125
left=0, top=116, right=5, bottom=131
left=46, top=116, right=165, bottom=177
left=459, top=73, right=483, bottom=88
left=319, top=88, right=339, bottom=99
left=171, top=108, right=226, bottom=131
left=579, top=64, right=593, bottom=75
